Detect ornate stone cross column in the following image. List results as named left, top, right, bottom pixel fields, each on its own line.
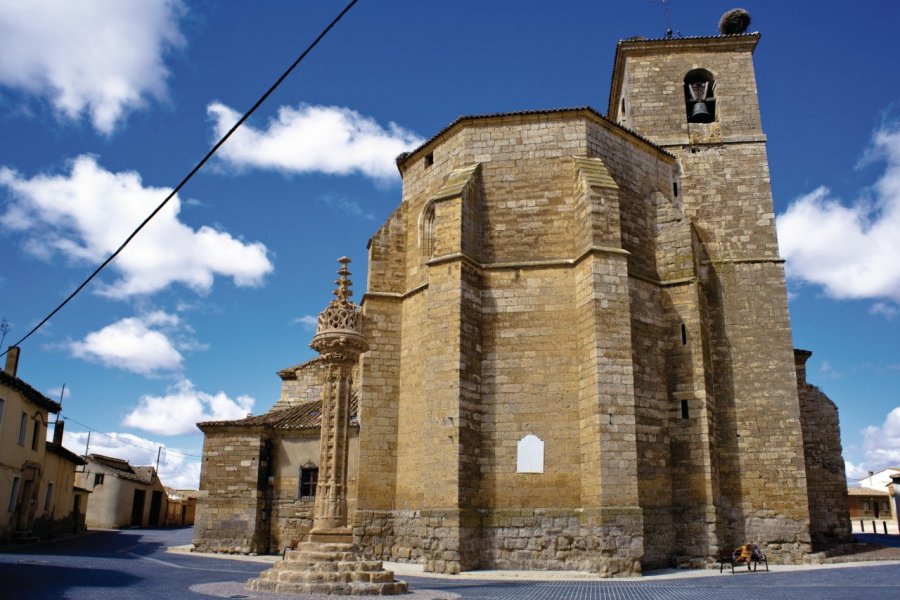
left=308, top=257, right=368, bottom=542
left=247, top=257, right=407, bottom=595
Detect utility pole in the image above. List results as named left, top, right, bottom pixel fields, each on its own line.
left=55, top=383, right=66, bottom=425
left=84, top=431, right=91, bottom=456
left=0, top=319, right=9, bottom=350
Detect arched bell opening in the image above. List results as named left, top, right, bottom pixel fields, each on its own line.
left=684, top=68, right=717, bottom=124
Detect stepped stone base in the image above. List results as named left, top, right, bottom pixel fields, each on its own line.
left=247, top=542, right=408, bottom=596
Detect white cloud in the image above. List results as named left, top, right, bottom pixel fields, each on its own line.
left=318, top=193, right=376, bottom=221
left=777, top=122, right=900, bottom=302
left=844, top=460, right=869, bottom=482
left=293, top=315, right=318, bottom=330
left=67, top=311, right=188, bottom=376
left=0, top=1, right=185, bottom=134
left=55, top=426, right=202, bottom=489
left=870, top=302, right=898, bottom=319
left=818, top=360, right=843, bottom=380
left=122, top=379, right=254, bottom=435
left=0, top=155, right=273, bottom=298
left=860, top=406, right=900, bottom=469
left=208, top=102, right=423, bottom=181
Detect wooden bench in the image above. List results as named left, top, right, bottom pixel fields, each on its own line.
left=719, top=543, right=768, bottom=573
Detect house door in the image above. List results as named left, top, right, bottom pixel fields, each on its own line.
left=148, top=490, right=163, bottom=527
left=131, top=489, right=146, bottom=526
left=15, top=466, right=40, bottom=532
left=73, top=495, right=82, bottom=533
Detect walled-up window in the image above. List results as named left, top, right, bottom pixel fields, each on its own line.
left=419, top=202, right=436, bottom=259
left=298, top=463, right=319, bottom=499
left=684, top=69, right=716, bottom=123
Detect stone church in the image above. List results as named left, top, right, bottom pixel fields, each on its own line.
left=194, top=16, right=851, bottom=577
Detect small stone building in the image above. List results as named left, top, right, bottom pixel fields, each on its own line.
left=195, top=18, right=851, bottom=576
left=195, top=360, right=360, bottom=554
left=76, top=454, right=167, bottom=529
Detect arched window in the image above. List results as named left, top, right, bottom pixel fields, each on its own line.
left=418, top=201, right=437, bottom=258
left=684, top=69, right=716, bottom=123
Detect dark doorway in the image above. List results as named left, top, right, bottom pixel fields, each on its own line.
left=148, top=490, right=163, bottom=527
left=131, top=489, right=146, bottom=526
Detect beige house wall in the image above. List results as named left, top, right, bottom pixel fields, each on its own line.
left=0, top=384, right=52, bottom=540
left=75, top=462, right=166, bottom=529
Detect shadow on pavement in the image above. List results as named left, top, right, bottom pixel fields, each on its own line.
left=0, top=562, right=139, bottom=596
left=2, top=528, right=167, bottom=560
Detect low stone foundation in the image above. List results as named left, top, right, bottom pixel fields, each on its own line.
left=354, top=507, right=644, bottom=577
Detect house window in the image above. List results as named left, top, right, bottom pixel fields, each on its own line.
left=44, top=482, right=54, bottom=512
left=8, top=477, right=20, bottom=512
left=884, top=502, right=890, bottom=512
left=31, top=415, right=42, bottom=451
left=298, top=464, right=318, bottom=499
left=684, top=68, right=716, bottom=123
left=17, top=412, right=27, bottom=446
left=863, top=501, right=870, bottom=512
left=94, top=473, right=105, bottom=486
left=0, top=397, right=5, bottom=427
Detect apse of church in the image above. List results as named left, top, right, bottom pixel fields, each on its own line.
left=194, top=12, right=850, bottom=577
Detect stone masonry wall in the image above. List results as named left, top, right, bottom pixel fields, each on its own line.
left=795, top=351, right=852, bottom=548
left=618, top=38, right=813, bottom=562
left=274, top=358, right=328, bottom=411
left=194, top=431, right=267, bottom=554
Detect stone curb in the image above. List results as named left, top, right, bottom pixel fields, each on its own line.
left=166, top=545, right=900, bottom=582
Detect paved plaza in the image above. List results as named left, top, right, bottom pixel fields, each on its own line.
left=1, top=528, right=900, bottom=599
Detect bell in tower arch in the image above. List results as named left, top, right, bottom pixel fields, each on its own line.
left=684, top=70, right=716, bottom=124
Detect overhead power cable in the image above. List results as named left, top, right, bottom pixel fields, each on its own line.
left=1, top=0, right=360, bottom=357
left=63, top=416, right=203, bottom=460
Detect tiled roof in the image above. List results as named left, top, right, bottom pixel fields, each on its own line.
left=847, top=487, right=889, bottom=497
left=198, top=395, right=358, bottom=431
left=46, top=442, right=86, bottom=466
left=87, top=454, right=156, bottom=484
left=0, top=370, right=61, bottom=413
left=395, top=106, right=673, bottom=171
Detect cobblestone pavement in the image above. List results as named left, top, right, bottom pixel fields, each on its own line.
left=2, top=529, right=900, bottom=599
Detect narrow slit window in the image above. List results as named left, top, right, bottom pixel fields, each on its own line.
left=673, top=181, right=679, bottom=197
left=681, top=399, right=690, bottom=420
left=680, top=323, right=688, bottom=345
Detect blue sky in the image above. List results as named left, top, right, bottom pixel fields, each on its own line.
left=0, top=1, right=898, bottom=489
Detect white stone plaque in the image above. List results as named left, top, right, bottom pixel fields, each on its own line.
left=516, top=434, right=544, bottom=473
